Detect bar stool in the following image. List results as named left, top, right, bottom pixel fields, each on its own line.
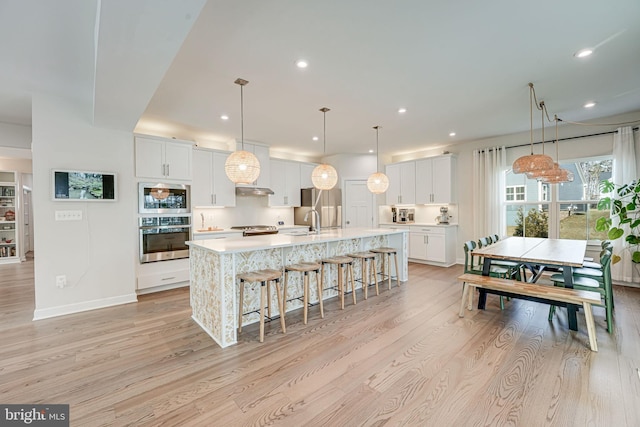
left=348, top=251, right=378, bottom=299
left=283, top=261, right=323, bottom=325
left=237, top=268, right=286, bottom=343
left=321, top=255, right=356, bottom=309
left=370, top=247, right=400, bottom=290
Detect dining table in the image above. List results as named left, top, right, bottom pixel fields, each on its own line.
left=471, top=237, right=587, bottom=331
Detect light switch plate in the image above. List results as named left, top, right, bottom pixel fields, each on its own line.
left=55, top=210, right=83, bottom=221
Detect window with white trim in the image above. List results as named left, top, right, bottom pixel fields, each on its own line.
left=506, top=185, right=525, bottom=201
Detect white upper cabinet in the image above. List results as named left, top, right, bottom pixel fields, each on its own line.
left=269, top=159, right=301, bottom=207
left=385, top=161, right=416, bottom=205
left=235, top=141, right=270, bottom=188
left=415, top=154, right=456, bottom=204
left=135, top=135, right=193, bottom=181
left=192, top=148, right=236, bottom=207
left=300, top=163, right=317, bottom=189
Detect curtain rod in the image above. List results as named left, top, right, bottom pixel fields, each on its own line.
left=504, top=126, right=639, bottom=150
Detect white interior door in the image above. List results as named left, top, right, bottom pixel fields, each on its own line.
left=345, top=180, right=374, bottom=228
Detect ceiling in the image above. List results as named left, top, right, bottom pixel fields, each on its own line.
left=2, top=0, right=640, bottom=159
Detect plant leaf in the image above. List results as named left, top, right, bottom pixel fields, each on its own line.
left=608, top=227, right=624, bottom=240
left=595, top=216, right=611, bottom=231
left=633, top=251, right=640, bottom=264
left=627, top=202, right=636, bottom=211
left=597, top=197, right=611, bottom=210
left=612, top=254, right=622, bottom=264
left=600, top=179, right=614, bottom=193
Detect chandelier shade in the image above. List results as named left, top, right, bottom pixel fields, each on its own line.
left=149, top=188, right=170, bottom=200
left=226, top=78, right=261, bottom=184
left=225, top=149, right=260, bottom=184
left=312, top=107, right=338, bottom=190
left=367, top=125, right=389, bottom=194
left=512, top=83, right=555, bottom=174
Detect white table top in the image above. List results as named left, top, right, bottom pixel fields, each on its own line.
left=187, top=227, right=408, bottom=254
left=472, top=237, right=586, bottom=267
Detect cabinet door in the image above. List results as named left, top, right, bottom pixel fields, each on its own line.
left=165, top=142, right=192, bottom=180
left=385, top=164, right=402, bottom=205
left=192, top=149, right=214, bottom=207
left=269, top=159, right=287, bottom=206
left=286, top=162, right=301, bottom=206
left=253, top=144, right=270, bottom=188
left=431, top=156, right=454, bottom=203
left=212, top=152, right=236, bottom=207
left=135, top=137, right=165, bottom=179
left=415, top=158, right=433, bottom=204
left=300, top=163, right=316, bottom=189
left=400, top=162, right=416, bottom=204
left=425, top=233, right=446, bottom=262
left=409, top=232, right=428, bottom=260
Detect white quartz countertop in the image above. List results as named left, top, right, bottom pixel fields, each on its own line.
left=187, top=227, right=407, bottom=254
left=379, top=222, right=458, bottom=227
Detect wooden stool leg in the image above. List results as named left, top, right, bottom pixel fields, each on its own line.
left=349, top=263, right=356, bottom=305
left=238, top=279, right=245, bottom=333
left=361, top=259, right=368, bottom=300
left=303, top=272, right=309, bottom=325
left=370, top=259, right=378, bottom=296
left=316, top=270, right=324, bottom=318
left=267, top=281, right=272, bottom=319
left=259, top=281, right=266, bottom=343
left=275, top=280, right=286, bottom=334
left=338, top=265, right=345, bottom=309
left=386, top=254, right=392, bottom=290
left=283, top=271, right=289, bottom=324
left=393, top=253, right=399, bottom=286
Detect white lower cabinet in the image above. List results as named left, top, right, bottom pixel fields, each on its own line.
left=137, top=258, right=190, bottom=293
left=408, top=225, right=457, bottom=266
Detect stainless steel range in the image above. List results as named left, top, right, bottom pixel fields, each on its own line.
left=230, top=225, right=279, bottom=237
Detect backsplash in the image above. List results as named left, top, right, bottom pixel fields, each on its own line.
left=194, top=196, right=294, bottom=229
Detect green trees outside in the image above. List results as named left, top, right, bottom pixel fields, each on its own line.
left=513, top=207, right=549, bottom=238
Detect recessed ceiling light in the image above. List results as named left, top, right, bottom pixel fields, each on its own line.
left=368, top=149, right=374, bottom=153
left=312, top=136, right=319, bottom=141
left=398, top=108, right=407, bottom=113
left=220, top=115, right=229, bottom=120
left=574, top=48, right=593, bottom=58
left=449, top=132, right=456, bottom=137
left=296, top=60, right=308, bottom=68
left=584, top=102, right=596, bottom=108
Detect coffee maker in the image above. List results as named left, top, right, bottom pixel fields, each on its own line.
left=397, top=208, right=415, bottom=223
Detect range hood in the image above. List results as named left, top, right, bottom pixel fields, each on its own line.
left=235, top=186, right=274, bottom=196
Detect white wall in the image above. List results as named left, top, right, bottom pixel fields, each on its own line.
left=194, top=197, right=294, bottom=229
left=0, top=122, right=31, bottom=149
left=31, top=93, right=137, bottom=319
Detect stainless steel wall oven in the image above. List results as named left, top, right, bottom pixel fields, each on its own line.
left=139, top=216, right=191, bottom=263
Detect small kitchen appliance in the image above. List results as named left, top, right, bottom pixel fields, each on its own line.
left=397, top=208, right=414, bottom=223
left=435, top=206, right=451, bottom=224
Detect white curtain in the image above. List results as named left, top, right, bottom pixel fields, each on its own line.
left=611, top=126, right=637, bottom=282
left=473, top=146, right=506, bottom=239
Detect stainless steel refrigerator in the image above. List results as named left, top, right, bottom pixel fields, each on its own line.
left=294, top=188, right=342, bottom=231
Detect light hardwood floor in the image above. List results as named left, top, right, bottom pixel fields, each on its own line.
left=1, top=256, right=639, bottom=426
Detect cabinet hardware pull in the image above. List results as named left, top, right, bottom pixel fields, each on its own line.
left=161, top=276, right=176, bottom=281
left=213, top=194, right=217, bottom=204
left=166, top=164, right=170, bottom=176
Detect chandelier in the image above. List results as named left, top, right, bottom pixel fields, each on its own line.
left=311, top=107, right=338, bottom=190
left=367, top=125, right=389, bottom=194
left=512, top=83, right=555, bottom=174
left=225, top=78, right=261, bottom=184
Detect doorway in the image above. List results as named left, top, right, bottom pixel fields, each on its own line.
left=344, top=180, right=375, bottom=228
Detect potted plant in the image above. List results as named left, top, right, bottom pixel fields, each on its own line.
left=595, top=179, right=640, bottom=264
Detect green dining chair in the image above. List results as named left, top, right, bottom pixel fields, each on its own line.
left=463, top=240, right=509, bottom=309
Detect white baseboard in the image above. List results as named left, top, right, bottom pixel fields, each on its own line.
left=137, top=281, right=188, bottom=295
left=33, top=293, right=138, bottom=321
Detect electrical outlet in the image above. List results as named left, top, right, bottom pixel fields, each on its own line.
left=55, top=210, right=83, bottom=221
left=56, top=275, right=67, bottom=288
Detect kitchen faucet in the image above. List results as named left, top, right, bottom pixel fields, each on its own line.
left=304, top=209, right=321, bottom=234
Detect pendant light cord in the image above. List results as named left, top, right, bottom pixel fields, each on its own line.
left=319, top=107, right=330, bottom=155
left=240, top=83, right=244, bottom=150
left=374, top=125, right=381, bottom=171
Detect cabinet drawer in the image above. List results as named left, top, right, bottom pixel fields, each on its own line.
left=137, top=268, right=189, bottom=290
left=410, top=226, right=445, bottom=234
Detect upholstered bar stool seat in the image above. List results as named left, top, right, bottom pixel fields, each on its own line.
left=321, top=255, right=356, bottom=309
left=283, top=261, right=323, bottom=325
left=237, top=268, right=285, bottom=343
left=370, top=247, right=400, bottom=290
left=348, top=251, right=378, bottom=299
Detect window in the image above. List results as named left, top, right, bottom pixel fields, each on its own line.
left=503, top=157, right=611, bottom=241
left=506, top=185, right=525, bottom=201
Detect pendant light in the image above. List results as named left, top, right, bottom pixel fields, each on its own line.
left=311, top=107, right=338, bottom=190
left=225, top=78, right=261, bottom=184
left=539, top=115, right=574, bottom=184
left=512, top=83, right=555, bottom=174
left=367, top=125, right=389, bottom=194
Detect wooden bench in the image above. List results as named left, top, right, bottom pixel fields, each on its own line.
left=457, top=273, right=601, bottom=351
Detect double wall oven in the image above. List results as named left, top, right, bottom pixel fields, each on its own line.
left=138, top=183, right=191, bottom=263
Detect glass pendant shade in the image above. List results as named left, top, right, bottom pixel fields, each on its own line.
left=312, top=163, right=338, bottom=190
left=367, top=171, right=389, bottom=194
left=225, top=150, right=260, bottom=184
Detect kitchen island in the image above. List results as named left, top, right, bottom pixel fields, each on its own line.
left=187, top=228, right=408, bottom=347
